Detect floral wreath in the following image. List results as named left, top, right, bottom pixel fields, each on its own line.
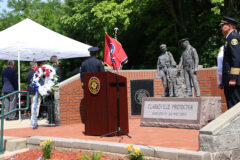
left=32, top=64, right=58, bottom=96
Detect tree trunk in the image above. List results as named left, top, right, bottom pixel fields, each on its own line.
left=164, top=0, right=187, bottom=33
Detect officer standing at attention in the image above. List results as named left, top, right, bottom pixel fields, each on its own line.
left=220, top=16, right=240, bottom=109
left=178, top=38, right=200, bottom=97
left=80, top=47, right=105, bottom=88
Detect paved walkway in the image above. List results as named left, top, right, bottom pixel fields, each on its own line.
left=3, top=118, right=199, bottom=151
left=3, top=116, right=49, bottom=129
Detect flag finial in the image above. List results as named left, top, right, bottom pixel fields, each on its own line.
left=114, top=27, right=118, bottom=39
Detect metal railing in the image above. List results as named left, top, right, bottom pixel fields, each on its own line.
left=0, top=91, right=29, bottom=154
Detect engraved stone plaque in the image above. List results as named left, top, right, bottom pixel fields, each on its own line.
left=141, top=97, right=222, bottom=129
left=143, top=101, right=198, bottom=120
left=130, top=79, right=154, bottom=115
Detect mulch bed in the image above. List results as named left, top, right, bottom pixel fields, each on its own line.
left=5, top=149, right=128, bottom=160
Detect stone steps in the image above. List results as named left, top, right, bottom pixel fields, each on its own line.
left=0, top=136, right=212, bottom=160
left=27, top=136, right=211, bottom=160
left=0, top=136, right=28, bottom=159
left=3, top=136, right=27, bottom=152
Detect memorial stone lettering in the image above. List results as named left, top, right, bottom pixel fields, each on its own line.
left=143, top=101, right=198, bottom=120
left=141, top=97, right=222, bottom=129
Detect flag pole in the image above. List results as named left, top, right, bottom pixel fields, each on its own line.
left=113, top=27, right=119, bottom=70
left=18, top=48, right=22, bottom=122
left=101, top=27, right=131, bottom=138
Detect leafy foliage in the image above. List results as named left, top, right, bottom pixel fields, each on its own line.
left=0, top=0, right=240, bottom=90
left=61, top=0, right=134, bottom=50
left=40, top=138, right=53, bottom=159
left=77, top=152, right=103, bottom=160
left=0, top=0, right=64, bottom=91
left=125, top=144, right=144, bottom=160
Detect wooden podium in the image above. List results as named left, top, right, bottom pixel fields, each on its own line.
left=84, top=71, right=129, bottom=136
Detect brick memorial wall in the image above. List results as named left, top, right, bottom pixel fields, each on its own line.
left=58, top=68, right=226, bottom=125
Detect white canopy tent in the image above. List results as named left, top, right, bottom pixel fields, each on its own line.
left=0, top=18, right=91, bottom=120
left=0, top=18, right=91, bottom=61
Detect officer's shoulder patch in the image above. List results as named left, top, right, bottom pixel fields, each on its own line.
left=231, top=38, right=238, bottom=45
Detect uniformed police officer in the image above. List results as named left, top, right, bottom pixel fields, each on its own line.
left=156, top=44, right=177, bottom=97
left=220, top=16, right=240, bottom=109
left=178, top=38, right=200, bottom=97
left=80, top=47, right=105, bottom=88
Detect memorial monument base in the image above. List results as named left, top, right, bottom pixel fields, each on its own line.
left=140, top=97, right=222, bottom=129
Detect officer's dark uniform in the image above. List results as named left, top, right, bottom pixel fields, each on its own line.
left=221, top=16, right=240, bottom=109
left=80, top=47, right=105, bottom=88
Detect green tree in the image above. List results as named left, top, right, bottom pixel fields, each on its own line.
left=60, top=0, right=135, bottom=74
left=0, top=0, right=64, bottom=32
left=0, top=0, right=240, bottom=84
left=120, top=0, right=224, bottom=68
left=0, top=0, right=64, bottom=90
left=61, top=0, right=134, bottom=47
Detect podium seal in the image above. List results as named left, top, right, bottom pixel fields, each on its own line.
left=88, top=77, right=100, bottom=95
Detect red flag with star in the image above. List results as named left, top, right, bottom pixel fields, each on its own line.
left=104, top=33, right=128, bottom=70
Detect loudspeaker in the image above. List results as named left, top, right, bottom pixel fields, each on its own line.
left=130, top=79, right=154, bottom=115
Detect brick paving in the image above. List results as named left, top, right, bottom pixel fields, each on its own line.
left=3, top=119, right=199, bottom=151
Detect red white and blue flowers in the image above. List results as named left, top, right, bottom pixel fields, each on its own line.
left=32, top=64, right=58, bottom=96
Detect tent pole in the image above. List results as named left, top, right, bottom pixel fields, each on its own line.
left=18, top=49, right=21, bottom=121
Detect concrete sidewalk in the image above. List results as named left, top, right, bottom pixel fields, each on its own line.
left=3, top=118, right=48, bottom=130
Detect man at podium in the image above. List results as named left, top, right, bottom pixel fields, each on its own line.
left=80, top=46, right=105, bottom=88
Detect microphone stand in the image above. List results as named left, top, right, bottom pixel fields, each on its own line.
left=101, top=58, right=131, bottom=138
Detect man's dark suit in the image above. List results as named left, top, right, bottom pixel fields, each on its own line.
left=2, top=66, right=18, bottom=119
left=222, top=30, right=240, bottom=109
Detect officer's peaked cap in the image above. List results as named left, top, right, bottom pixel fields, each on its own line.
left=220, top=16, right=239, bottom=26
left=88, top=46, right=99, bottom=52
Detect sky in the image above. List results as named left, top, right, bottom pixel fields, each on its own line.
left=0, top=0, right=9, bottom=12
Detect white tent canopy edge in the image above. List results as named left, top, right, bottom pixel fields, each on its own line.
left=0, top=18, right=91, bottom=61
left=0, top=18, right=91, bottom=121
